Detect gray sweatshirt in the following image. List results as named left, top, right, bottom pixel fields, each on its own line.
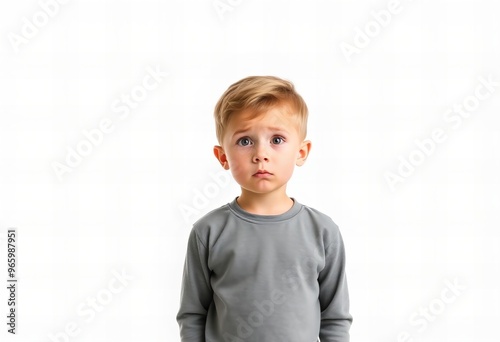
left=176, top=197, right=352, bottom=342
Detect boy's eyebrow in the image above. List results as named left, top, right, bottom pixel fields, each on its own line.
left=232, top=126, right=290, bottom=137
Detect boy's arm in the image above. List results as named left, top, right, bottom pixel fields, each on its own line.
left=176, top=228, right=213, bottom=342
left=318, top=227, right=353, bottom=342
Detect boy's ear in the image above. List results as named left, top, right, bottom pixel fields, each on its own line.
left=296, top=140, right=312, bottom=166
left=213, top=145, right=230, bottom=170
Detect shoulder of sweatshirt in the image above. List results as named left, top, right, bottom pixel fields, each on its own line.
left=189, top=202, right=232, bottom=248
left=300, top=204, right=343, bottom=247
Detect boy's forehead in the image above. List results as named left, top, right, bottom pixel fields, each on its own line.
left=227, top=106, right=296, bottom=131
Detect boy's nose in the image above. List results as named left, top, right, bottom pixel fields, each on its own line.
left=252, top=147, right=269, bottom=163
left=253, top=155, right=269, bottom=163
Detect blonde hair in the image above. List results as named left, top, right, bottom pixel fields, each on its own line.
left=214, top=76, right=308, bottom=144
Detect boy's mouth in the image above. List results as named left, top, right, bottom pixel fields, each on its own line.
left=253, top=170, right=272, bottom=177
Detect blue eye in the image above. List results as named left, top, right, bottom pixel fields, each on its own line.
left=237, top=138, right=251, bottom=146
left=272, top=136, right=284, bottom=144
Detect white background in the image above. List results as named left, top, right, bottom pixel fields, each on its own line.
left=1, top=0, right=499, bottom=341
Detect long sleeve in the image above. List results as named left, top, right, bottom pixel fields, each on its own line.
left=176, top=228, right=213, bottom=342
left=318, top=228, right=353, bottom=342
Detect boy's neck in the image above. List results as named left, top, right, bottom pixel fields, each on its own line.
left=236, top=189, right=294, bottom=215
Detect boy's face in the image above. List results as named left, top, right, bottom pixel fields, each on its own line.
left=213, top=105, right=311, bottom=197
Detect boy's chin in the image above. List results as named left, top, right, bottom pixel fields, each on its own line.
left=239, top=185, right=285, bottom=195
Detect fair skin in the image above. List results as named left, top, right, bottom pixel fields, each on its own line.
left=213, top=104, right=312, bottom=215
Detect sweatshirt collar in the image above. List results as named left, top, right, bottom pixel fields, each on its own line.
left=228, top=196, right=303, bottom=223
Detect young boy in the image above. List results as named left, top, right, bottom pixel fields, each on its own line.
left=176, top=76, right=352, bottom=341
